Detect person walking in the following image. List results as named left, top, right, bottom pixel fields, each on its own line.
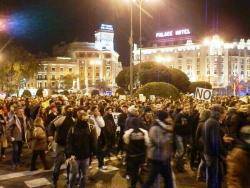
left=7, top=106, right=31, bottom=170
left=30, top=117, right=49, bottom=171
left=90, top=106, right=106, bottom=170
left=143, top=110, right=175, bottom=188
left=123, top=105, right=149, bottom=188
left=202, top=104, right=227, bottom=188
left=67, top=108, right=97, bottom=188
left=0, top=106, right=7, bottom=160
left=48, top=106, right=75, bottom=188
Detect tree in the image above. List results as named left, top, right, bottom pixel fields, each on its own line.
left=115, top=62, right=191, bottom=92
left=136, top=82, right=180, bottom=99
left=116, top=88, right=126, bottom=95
left=0, top=43, right=39, bottom=93
left=22, top=90, right=32, bottom=98
left=169, top=68, right=190, bottom=92
left=36, top=88, right=43, bottom=97
left=189, top=81, right=212, bottom=93
left=95, top=80, right=109, bottom=92
left=63, top=74, right=75, bottom=90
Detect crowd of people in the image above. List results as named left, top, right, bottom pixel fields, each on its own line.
left=0, top=94, right=249, bottom=188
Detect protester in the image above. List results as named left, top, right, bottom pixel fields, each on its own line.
left=7, top=106, right=31, bottom=170
left=30, top=117, right=49, bottom=171
left=67, top=108, right=97, bottom=188
left=227, top=125, right=250, bottom=188
left=202, top=104, right=227, bottom=188
left=90, top=106, right=106, bottom=170
left=195, top=109, right=210, bottom=181
left=0, top=106, right=7, bottom=160
left=143, top=110, right=175, bottom=188
left=103, top=107, right=117, bottom=156
left=49, top=105, right=76, bottom=188
left=123, top=105, right=149, bottom=188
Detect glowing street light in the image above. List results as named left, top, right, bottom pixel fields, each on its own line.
left=0, top=18, right=7, bottom=32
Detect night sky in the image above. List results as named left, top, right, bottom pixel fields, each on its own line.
left=0, top=0, right=250, bottom=66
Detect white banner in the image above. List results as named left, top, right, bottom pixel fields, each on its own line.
left=195, top=87, right=213, bottom=101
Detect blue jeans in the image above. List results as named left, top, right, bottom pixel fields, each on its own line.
left=205, top=156, right=223, bottom=188
left=68, top=158, right=89, bottom=188
left=12, top=141, right=23, bottom=165
left=143, top=159, right=174, bottom=188
left=52, top=144, right=66, bottom=184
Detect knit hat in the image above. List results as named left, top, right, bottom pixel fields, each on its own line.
left=156, top=110, right=168, bottom=122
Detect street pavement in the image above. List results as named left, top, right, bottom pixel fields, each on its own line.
left=0, top=146, right=206, bottom=188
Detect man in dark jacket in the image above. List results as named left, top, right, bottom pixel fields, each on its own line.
left=103, top=107, right=116, bottom=156
left=49, top=106, right=75, bottom=188
left=67, top=108, right=97, bottom=188
left=117, top=105, right=128, bottom=154
left=123, top=105, right=149, bottom=188
left=202, top=104, right=227, bottom=188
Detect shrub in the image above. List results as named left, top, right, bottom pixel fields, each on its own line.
left=36, top=88, right=43, bottom=97
left=136, top=82, right=180, bottom=99
left=22, top=90, right=32, bottom=98
left=116, top=88, right=126, bottom=95
left=91, top=89, right=100, bottom=96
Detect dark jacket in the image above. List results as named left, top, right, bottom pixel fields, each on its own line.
left=0, top=114, right=6, bottom=136
left=175, top=112, right=191, bottom=137
left=123, top=115, right=148, bottom=157
left=195, top=121, right=206, bottom=151
left=202, top=112, right=224, bottom=157
left=125, top=114, right=142, bottom=131
left=67, top=120, right=97, bottom=160
left=117, top=112, right=127, bottom=134
left=49, top=115, right=75, bottom=146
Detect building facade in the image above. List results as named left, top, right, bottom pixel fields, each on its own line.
left=27, top=24, right=122, bottom=93
left=134, top=34, right=250, bottom=93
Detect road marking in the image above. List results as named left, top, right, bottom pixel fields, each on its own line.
left=24, top=178, right=51, bottom=187
left=0, top=165, right=65, bottom=182
left=0, top=156, right=122, bottom=182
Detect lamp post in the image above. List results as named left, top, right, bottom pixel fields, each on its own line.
left=129, top=0, right=134, bottom=95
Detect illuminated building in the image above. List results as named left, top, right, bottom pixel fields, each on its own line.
left=27, top=24, right=122, bottom=93
left=134, top=29, right=250, bottom=94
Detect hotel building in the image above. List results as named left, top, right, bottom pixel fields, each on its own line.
left=134, top=29, right=250, bottom=94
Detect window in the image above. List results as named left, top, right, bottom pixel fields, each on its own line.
left=44, top=75, right=47, bottom=80
left=197, top=71, right=200, bottom=75
left=60, top=68, right=64, bottom=72
left=105, top=53, right=111, bottom=59
left=52, top=75, right=56, bottom=80
left=241, top=71, right=244, bottom=75
left=69, top=68, right=72, bottom=72
left=96, top=73, right=100, bottom=77
left=60, top=75, right=64, bottom=79
left=45, top=82, right=47, bottom=88
left=52, top=82, right=55, bottom=87
left=52, top=67, right=56, bottom=72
